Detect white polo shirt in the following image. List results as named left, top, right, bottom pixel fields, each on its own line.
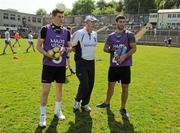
left=28, top=34, right=33, bottom=42
left=72, top=27, right=97, bottom=60
left=5, top=31, right=10, bottom=41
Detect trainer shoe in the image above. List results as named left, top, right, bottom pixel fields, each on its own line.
left=73, top=99, right=80, bottom=111
left=120, top=108, right=129, bottom=118
left=81, top=104, right=91, bottom=112
left=55, top=110, right=65, bottom=120
left=96, top=103, right=110, bottom=108
left=39, top=115, right=46, bottom=127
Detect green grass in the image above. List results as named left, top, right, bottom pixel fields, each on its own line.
left=0, top=39, right=180, bottom=133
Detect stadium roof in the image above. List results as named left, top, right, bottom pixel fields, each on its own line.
left=158, top=9, right=180, bottom=13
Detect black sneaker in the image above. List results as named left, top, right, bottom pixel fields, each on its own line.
left=120, top=108, right=128, bottom=118
left=96, top=103, right=110, bottom=108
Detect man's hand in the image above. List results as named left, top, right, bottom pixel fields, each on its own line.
left=45, top=52, right=55, bottom=59
left=117, top=54, right=127, bottom=64
left=59, top=47, right=66, bottom=55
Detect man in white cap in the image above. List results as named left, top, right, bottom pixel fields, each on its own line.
left=72, top=15, right=98, bottom=112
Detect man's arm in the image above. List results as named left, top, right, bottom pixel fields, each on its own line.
left=118, top=32, right=137, bottom=64
left=103, top=43, right=111, bottom=53
left=36, top=38, right=53, bottom=58
left=36, top=38, right=48, bottom=56
left=103, top=36, right=112, bottom=53
left=60, top=30, right=73, bottom=53
left=66, top=30, right=73, bottom=52
left=36, top=26, right=51, bottom=57
left=125, top=32, right=137, bottom=57
left=97, top=26, right=108, bottom=33
left=64, top=41, right=72, bottom=53
left=117, top=42, right=136, bottom=64
left=71, top=31, right=80, bottom=52
left=125, top=42, right=136, bottom=57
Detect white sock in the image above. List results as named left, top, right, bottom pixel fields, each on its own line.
left=40, top=105, right=46, bottom=116
left=55, top=101, right=61, bottom=113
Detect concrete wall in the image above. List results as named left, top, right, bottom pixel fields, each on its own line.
left=0, top=9, right=43, bottom=32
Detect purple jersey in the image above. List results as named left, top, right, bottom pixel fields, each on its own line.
left=43, top=25, right=69, bottom=67
left=106, top=30, right=132, bottom=67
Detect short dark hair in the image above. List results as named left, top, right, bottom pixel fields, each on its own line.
left=52, top=9, right=64, bottom=17
left=115, top=15, right=126, bottom=22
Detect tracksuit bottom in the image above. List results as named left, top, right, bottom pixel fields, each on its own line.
left=75, top=59, right=95, bottom=106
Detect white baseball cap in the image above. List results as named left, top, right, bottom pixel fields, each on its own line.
left=85, top=15, right=98, bottom=22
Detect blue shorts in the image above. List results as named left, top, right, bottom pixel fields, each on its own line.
left=5, top=40, right=11, bottom=45
left=28, top=41, right=33, bottom=45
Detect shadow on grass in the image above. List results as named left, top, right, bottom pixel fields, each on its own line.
left=66, top=110, right=92, bottom=133
left=65, top=73, right=76, bottom=84
left=0, top=53, right=8, bottom=56
left=34, top=116, right=59, bottom=133
left=34, top=125, right=45, bottom=133
left=45, top=116, right=59, bottom=133
left=106, top=108, right=136, bottom=133
left=65, top=77, right=70, bottom=84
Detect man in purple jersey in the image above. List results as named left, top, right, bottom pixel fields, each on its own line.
left=36, top=8, right=72, bottom=127
left=96, top=15, right=136, bottom=118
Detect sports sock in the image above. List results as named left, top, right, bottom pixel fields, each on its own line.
left=40, top=105, right=46, bottom=116
left=55, top=101, right=61, bottom=113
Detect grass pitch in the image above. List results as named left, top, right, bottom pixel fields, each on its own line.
left=0, top=39, right=180, bottom=133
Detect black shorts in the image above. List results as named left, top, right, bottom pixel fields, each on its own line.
left=41, top=65, right=66, bottom=83
left=108, top=66, right=131, bottom=84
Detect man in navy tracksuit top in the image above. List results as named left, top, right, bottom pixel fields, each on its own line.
left=72, top=15, right=98, bottom=112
